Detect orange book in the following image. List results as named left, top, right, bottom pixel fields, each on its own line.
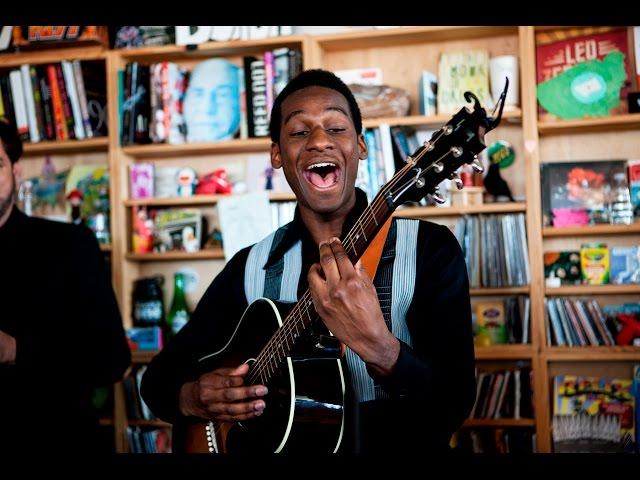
left=46, top=64, right=67, bottom=140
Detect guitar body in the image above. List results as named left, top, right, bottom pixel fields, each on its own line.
left=176, top=298, right=345, bottom=453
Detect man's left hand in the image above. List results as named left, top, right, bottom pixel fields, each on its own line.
left=307, top=237, right=399, bottom=377
left=0, top=330, right=16, bottom=365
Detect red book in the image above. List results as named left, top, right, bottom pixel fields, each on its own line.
left=47, top=64, right=67, bottom=140
left=55, top=63, right=75, bottom=139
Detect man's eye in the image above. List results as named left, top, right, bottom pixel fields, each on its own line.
left=290, top=131, right=308, bottom=137
left=328, top=128, right=346, bottom=133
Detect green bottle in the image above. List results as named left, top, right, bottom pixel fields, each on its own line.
left=167, top=272, right=190, bottom=339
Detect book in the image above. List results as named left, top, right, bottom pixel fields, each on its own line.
left=61, top=60, right=85, bottom=140
left=544, top=251, right=582, bottom=287
left=55, top=63, right=76, bottom=139
left=437, top=50, right=492, bottom=115
left=610, top=246, right=640, bottom=285
left=72, top=60, right=93, bottom=138
left=46, top=64, right=67, bottom=140
left=535, top=27, right=635, bottom=121
left=20, top=64, right=40, bottom=143
left=81, top=61, right=108, bottom=137
left=476, top=301, right=507, bottom=345
left=248, top=57, right=269, bottom=138
left=418, top=70, right=437, bottom=116
left=9, top=69, right=29, bottom=141
left=580, top=243, right=610, bottom=285
left=36, top=66, right=54, bottom=141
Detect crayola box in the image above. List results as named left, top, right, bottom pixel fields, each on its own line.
left=580, top=243, right=610, bottom=285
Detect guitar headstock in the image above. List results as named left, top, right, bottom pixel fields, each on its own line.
left=382, top=82, right=508, bottom=208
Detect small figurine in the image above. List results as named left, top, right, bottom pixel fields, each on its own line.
left=484, top=140, right=515, bottom=202
left=195, top=168, right=233, bottom=195
left=176, top=168, right=198, bottom=197
left=67, top=189, right=84, bottom=225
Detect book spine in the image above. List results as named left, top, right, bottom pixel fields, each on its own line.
left=36, top=66, right=55, bottom=140
left=1, top=76, right=17, bottom=126
left=238, top=67, right=248, bottom=140
left=72, top=60, right=93, bottom=138
left=161, top=62, right=171, bottom=143
left=55, top=63, right=75, bottom=139
left=62, top=60, right=85, bottom=140
left=248, top=57, right=268, bottom=138
left=9, top=70, right=30, bottom=141
left=46, top=64, right=67, bottom=140
left=264, top=50, right=274, bottom=122
left=28, top=65, right=46, bottom=141
left=20, top=64, right=40, bottom=142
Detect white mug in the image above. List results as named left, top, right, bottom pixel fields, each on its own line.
left=489, top=55, right=519, bottom=110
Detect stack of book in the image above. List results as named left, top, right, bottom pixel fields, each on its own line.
left=470, top=366, right=534, bottom=420
left=544, top=298, right=617, bottom=347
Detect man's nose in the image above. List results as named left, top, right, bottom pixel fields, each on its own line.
left=306, top=127, right=333, bottom=151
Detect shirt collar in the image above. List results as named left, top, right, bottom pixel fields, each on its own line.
left=264, top=187, right=369, bottom=268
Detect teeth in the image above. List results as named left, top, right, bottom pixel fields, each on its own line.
left=306, top=162, right=336, bottom=171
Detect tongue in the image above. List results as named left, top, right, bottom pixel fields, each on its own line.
left=309, top=171, right=337, bottom=188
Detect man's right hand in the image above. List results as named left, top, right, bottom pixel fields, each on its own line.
left=178, top=363, right=268, bottom=422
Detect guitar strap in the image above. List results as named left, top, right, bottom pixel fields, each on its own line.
left=359, top=216, right=393, bottom=280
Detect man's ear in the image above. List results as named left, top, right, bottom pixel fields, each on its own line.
left=357, top=133, right=368, bottom=161
left=271, top=142, right=282, bottom=169
left=12, top=161, right=22, bottom=182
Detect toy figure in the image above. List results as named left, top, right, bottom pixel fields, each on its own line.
left=195, top=169, right=232, bottom=195
left=67, top=189, right=84, bottom=225
left=616, top=314, right=640, bottom=346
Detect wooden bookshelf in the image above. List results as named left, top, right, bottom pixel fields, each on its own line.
left=131, top=351, right=159, bottom=364
left=474, top=345, right=534, bottom=360
left=362, top=109, right=522, bottom=129
left=0, top=45, right=107, bottom=67
left=98, top=417, right=114, bottom=426
left=462, top=418, right=536, bottom=428
left=545, top=284, right=640, bottom=296
left=469, top=286, right=530, bottom=296
left=542, top=346, right=640, bottom=361
left=393, top=202, right=526, bottom=218
left=128, top=419, right=171, bottom=428
left=22, top=137, right=109, bottom=155
left=126, top=250, right=225, bottom=262
left=542, top=223, right=640, bottom=237
left=538, top=113, right=640, bottom=135
left=124, top=192, right=296, bottom=207
left=122, top=137, right=271, bottom=158
left=99, top=243, right=112, bottom=252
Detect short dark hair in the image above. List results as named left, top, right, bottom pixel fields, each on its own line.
left=0, top=119, right=23, bottom=164
left=269, top=69, right=363, bottom=143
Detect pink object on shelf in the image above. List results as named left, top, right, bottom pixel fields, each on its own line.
left=130, top=163, right=155, bottom=199
left=552, top=208, right=590, bottom=227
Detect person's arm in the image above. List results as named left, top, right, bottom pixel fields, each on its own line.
left=14, top=224, right=131, bottom=386
left=140, top=248, right=253, bottom=424
left=374, top=222, right=476, bottom=435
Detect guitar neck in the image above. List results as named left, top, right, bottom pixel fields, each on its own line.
left=246, top=162, right=415, bottom=386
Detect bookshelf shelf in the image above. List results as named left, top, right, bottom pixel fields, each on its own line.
left=542, top=223, right=640, bottom=237
left=470, top=286, right=530, bottom=296
left=474, top=345, right=534, bottom=359
left=393, top=202, right=526, bottom=218
left=542, top=346, right=640, bottom=361
left=131, top=351, right=159, bottom=364
left=313, top=26, right=518, bottom=51
left=124, top=192, right=296, bottom=207
left=128, top=419, right=171, bottom=428
left=22, top=137, right=109, bottom=155
left=126, top=250, right=225, bottom=262
left=362, top=109, right=522, bottom=129
left=538, top=113, right=640, bottom=135
left=0, top=45, right=107, bottom=68
left=98, top=417, right=114, bottom=426
left=122, top=138, right=271, bottom=158
left=116, top=35, right=308, bottom=61
left=462, top=418, right=536, bottom=428
left=99, top=243, right=112, bottom=252
left=545, top=284, right=640, bottom=296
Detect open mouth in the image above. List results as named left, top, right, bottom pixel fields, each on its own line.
left=302, top=162, right=341, bottom=190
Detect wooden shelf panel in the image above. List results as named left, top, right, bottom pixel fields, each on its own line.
left=116, top=35, right=308, bottom=61
left=470, top=286, right=530, bottom=296
left=0, top=45, right=107, bottom=68
left=393, top=202, right=526, bottom=218
left=462, top=418, right=535, bottom=428
left=99, top=244, right=112, bottom=252
left=475, top=345, right=534, bottom=359
left=314, top=26, right=518, bottom=51
left=128, top=419, right=171, bottom=428
left=545, top=284, right=640, bottom=296
left=362, top=109, right=522, bottom=129
left=542, top=223, right=640, bottom=237
left=126, top=250, right=225, bottom=261
left=538, top=113, right=640, bottom=135
left=22, top=137, right=109, bottom=155
left=125, top=192, right=296, bottom=207
left=122, top=138, right=271, bottom=158
left=98, top=417, right=114, bottom=426
left=542, top=346, right=640, bottom=361
left=131, top=351, right=159, bottom=363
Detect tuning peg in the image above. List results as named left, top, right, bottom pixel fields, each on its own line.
left=430, top=192, right=446, bottom=204
left=449, top=173, right=464, bottom=190
left=471, top=160, right=484, bottom=173
left=433, top=162, right=444, bottom=173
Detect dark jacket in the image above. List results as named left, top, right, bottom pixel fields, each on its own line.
left=0, top=207, right=131, bottom=452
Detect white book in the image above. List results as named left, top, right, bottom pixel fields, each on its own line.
left=9, top=70, right=29, bottom=140
left=377, top=123, right=395, bottom=184
left=61, top=61, right=85, bottom=139
left=72, top=60, right=93, bottom=138
left=513, top=369, right=521, bottom=419
left=19, top=65, right=40, bottom=142
left=522, top=297, right=530, bottom=344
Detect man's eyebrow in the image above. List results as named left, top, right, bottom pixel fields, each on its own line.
left=283, top=106, right=350, bottom=125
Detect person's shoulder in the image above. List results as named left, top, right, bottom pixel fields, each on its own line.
left=395, top=217, right=453, bottom=242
